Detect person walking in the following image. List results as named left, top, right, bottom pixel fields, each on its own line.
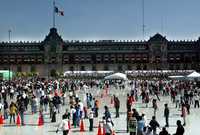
left=154, top=85, right=160, bottom=101
left=114, top=97, right=120, bottom=118
left=164, top=104, right=169, bottom=127
left=94, top=99, right=99, bottom=117
left=127, top=94, right=132, bottom=112
left=145, top=93, right=150, bottom=108
left=128, top=116, right=137, bottom=135
left=103, top=117, right=113, bottom=135
left=181, top=104, right=187, bottom=126
left=88, top=108, right=94, bottom=131
left=56, top=114, right=70, bottom=135
left=149, top=116, right=160, bottom=135
left=194, top=93, right=199, bottom=108
left=173, top=120, right=185, bottom=135
left=3, top=100, right=8, bottom=120
left=175, top=93, right=181, bottom=108
left=63, top=109, right=70, bottom=119
left=104, top=106, right=111, bottom=121
left=159, top=127, right=170, bottom=135
left=152, top=99, right=158, bottom=117
left=185, top=101, right=190, bottom=115
left=137, top=116, right=145, bottom=135
left=9, top=102, right=17, bottom=124
left=18, top=101, right=25, bottom=125
left=70, top=105, right=76, bottom=127
left=144, top=127, right=153, bottom=135
left=51, top=105, right=57, bottom=123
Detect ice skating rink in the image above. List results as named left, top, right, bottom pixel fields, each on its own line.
left=0, top=87, right=199, bottom=135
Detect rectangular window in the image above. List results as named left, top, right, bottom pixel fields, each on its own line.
left=70, top=66, right=74, bottom=71
left=81, top=66, right=85, bottom=71
left=30, top=65, right=36, bottom=72
left=92, top=66, right=96, bottom=71
left=104, top=65, right=109, bottom=71
left=17, top=66, right=22, bottom=72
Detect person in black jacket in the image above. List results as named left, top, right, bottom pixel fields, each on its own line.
left=18, top=100, right=25, bottom=125
left=164, top=103, right=169, bottom=127
left=173, top=120, right=184, bottom=135
left=63, top=109, right=70, bottom=119
left=53, top=94, right=61, bottom=113
left=3, top=100, right=8, bottom=119
left=159, top=127, right=170, bottom=135
left=149, top=116, right=160, bottom=135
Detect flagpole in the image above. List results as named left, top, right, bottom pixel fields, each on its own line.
left=53, top=0, right=56, bottom=28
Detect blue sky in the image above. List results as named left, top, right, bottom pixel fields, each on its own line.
left=0, top=0, right=200, bottom=41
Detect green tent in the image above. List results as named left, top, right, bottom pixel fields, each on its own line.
left=0, top=70, right=13, bottom=80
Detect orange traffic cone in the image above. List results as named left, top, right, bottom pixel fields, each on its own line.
left=16, top=113, right=21, bottom=126
left=97, top=123, right=102, bottom=135
left=0, top=114, right=4, bottom=125
left=68, top=120, right=71, bottom=129
left=80, top=119, right=85, bottom=132
left=38, top=113, right=44, bottom=126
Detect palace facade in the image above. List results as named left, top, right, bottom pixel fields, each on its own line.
left=0, top=28, right=200, bottom=77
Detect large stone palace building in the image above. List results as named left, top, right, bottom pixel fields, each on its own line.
left=0, top=28, right=200, bottom=77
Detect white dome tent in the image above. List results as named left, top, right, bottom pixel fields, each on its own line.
left=187, top=71, right=200, bottom=78
left=104, top=72, right=128, bottom=80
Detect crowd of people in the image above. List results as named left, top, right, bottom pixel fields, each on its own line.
left=0, top=77, right=199, bottom=135
left=126, top=79, right=200, bottom=135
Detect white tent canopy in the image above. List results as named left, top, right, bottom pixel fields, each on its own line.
left=168, top=75, right=185, bottom=78
left=187, top=71, right=200, bottom=78
left=64, top=71, right=114, bottom=76
left=104, top=73, right=128, bottom=80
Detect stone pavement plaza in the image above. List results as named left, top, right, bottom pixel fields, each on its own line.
left=0, top=87, right=200, bottom=135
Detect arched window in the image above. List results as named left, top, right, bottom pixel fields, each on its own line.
left=30, top=65, right=36, bottom=72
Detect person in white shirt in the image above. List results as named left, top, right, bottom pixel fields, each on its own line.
left=175, top=94, right=181, bottom=108
left=194, top=93, right=199, bottom=108
left=78, top=100, right=84, bottom=118
left=56, top=115, right=70, bottom=135
left=10, top=86, right=15, bottom=99
left=88, top=108, right=94, bottom=131
left=70, top=106, right=76, bottom=127
left=103, top=117, right=114, bottom=135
